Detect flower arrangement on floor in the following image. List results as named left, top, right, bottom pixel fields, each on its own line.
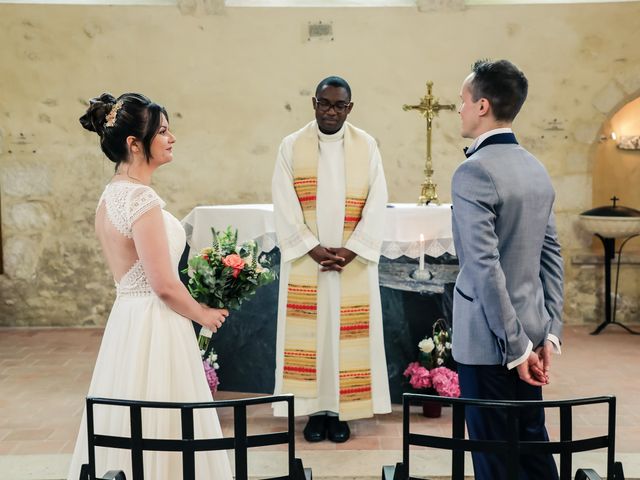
left=403, top=318, right=460, bottom=399
left=184, top=226, right=277, bottom=394
left=202, top=350, right=220, bottom=395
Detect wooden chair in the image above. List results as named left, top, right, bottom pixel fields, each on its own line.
left=79, top=394, right=311, bottom=480
left=382, top=393, right=624, bottom=480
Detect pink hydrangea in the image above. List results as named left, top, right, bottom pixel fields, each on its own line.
left=430, top=367, right=460, bottom=398
left=404, top=361, right=432, bottom=390
left=403, top=361, right=421, bottom=377
left=203, top=359, right=220, bottom=395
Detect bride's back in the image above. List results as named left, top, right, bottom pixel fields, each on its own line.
left=95, top=196, right=140, bottom=284
left=94, top=181, right=161, bottom=285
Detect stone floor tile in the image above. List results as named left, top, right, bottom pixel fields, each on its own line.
left=1, top=324, right=639, bottom=472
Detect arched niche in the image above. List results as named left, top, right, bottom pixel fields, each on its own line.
left=591, top=95, right=640, bottom=251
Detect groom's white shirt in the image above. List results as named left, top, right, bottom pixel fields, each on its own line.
left=466, top=127, right=513, bottom=156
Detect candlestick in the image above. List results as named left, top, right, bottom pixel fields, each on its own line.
left=412, top=233, right=432, bottom=282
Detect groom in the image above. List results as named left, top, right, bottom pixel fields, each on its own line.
left=451, top=59, right=564, bottom=480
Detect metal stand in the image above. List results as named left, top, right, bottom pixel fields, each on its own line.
left=591, top=233, right=640, bottom=335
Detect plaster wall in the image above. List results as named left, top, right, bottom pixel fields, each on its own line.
left=1, top=1, right=639, bottom=326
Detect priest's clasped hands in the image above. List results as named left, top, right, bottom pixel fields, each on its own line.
left=309, top=245, right=357, bottom=272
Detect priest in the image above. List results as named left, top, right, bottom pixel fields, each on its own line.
left=271, top=76, right=391, bottom=443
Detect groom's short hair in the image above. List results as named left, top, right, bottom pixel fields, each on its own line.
left=470, top=59, right=528, bottom=122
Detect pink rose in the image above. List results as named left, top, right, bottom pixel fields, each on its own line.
left=222, top=254, right=245, bottom=278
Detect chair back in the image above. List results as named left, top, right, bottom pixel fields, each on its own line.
left=83, top=394, right=306, bottom=480
left=397, top=393, right=617, bottom=480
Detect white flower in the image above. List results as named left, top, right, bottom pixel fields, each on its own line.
left=419, top=338, right=435, bottom=353
left=437, top=357, right=444, bottom=365
left=445, top=342, right=451, bottom=350
left=210, top=354, right=218, bottom=362
left=437, top=343, right=445, bottom=353
left=213, top=362, right=220, bottom=370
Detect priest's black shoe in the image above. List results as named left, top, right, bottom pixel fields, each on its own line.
left=303, top=414, right=327, bottom=442
left=327, top=416, right=350, bottom=443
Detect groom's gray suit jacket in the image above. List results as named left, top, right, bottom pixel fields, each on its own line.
left=451, top=137, right=564, bottom=366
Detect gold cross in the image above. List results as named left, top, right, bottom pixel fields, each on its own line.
left=403, top=81, right=456, bottom=205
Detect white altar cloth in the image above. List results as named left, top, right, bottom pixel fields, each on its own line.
left=181, top=203, right=455, bottom=259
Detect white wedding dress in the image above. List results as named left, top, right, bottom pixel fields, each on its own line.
left=67, top=181, right=232, bottom=480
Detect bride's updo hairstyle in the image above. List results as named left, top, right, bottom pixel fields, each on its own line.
left=79, top=92, right=169, bottom=167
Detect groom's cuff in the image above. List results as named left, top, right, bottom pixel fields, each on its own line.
left=507, top=340, right=533, bottom=370
left=547, top=334, right=562, bottom=354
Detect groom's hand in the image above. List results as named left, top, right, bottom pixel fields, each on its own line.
left=535, top=340, right=554, bottom=379
left=516, top=352, right=547, bottom=387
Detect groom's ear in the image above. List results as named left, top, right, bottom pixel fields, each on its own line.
left=478, top=98, right=491, bottom=118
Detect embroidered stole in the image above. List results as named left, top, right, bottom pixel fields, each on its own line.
left=283, top=121, right=373, bottom=420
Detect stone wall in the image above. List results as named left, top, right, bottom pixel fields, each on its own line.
left=1, top=1, right=639, bottom=326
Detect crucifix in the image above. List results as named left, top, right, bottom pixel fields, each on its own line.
left=403, top=81, right=456, bottom=205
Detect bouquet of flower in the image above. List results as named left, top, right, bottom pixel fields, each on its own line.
left=184, top=226, right=277, bottom=355
left=418, top=318, right=454, bottom=370
left=403, top=318, right=459, bottom=398
left=203, top=350, right=220, bottom=396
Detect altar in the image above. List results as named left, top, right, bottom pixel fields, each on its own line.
left=183, top=203, right=455, bottom=259
left=181, top=203, right=458, bottom=403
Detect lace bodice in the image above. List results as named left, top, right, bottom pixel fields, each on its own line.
left=98, top=182, right=165, bottom=238
left=98, top=182, right=186, bottom=297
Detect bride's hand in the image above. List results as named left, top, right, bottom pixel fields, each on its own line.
left=199, top=306, right=229, bottom=333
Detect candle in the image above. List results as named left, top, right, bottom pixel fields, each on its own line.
left=419, top=233, right=425, bottom=271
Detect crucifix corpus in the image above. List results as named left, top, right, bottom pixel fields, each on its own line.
left=403, top=81, right=456, bottom=205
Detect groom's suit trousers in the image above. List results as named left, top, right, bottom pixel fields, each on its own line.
left=458, top=363, right=559, bottom=480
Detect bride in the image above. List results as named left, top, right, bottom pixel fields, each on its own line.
left=67, top=92, right=232, bottom=480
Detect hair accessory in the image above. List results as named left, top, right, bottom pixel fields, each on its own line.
left=105, top=100, right=123, bottom=128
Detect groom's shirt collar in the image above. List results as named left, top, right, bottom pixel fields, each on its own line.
left=466, top=127, right=513, bottom=157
